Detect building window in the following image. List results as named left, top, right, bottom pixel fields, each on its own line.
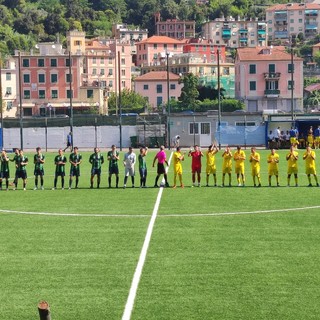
left=249, top=64, right=256, bottom=74
left=143, top=84, right=148, bottom=90
left=156, top=96, right=163, bottom=106
left=5, top=87, right=12, bottom=95
left=288, top=80, right=294, bottom=90
left=23, top=74, right=30, bottom=83
left=66, top=58, right=71, bottom=67
left=156, top=84, right=162, bottom=93
left=23, top=90, right=30, bottom=99
left=122, top=46, right=125, bottom=53
left=170, top=84, right=176, bottom=90
left=121, top=80, right=125, bottom=87
left=108, top=69, right=113, bottom=76
left=38, top=74, right=45, bottom=83
left=249, top=81, right=256, bottom=91
left=288, top=63, right=294, bottom=73
left=50, top=59, right=57, bottom=67
left=87, top=89, right=94, bottom=98
left=39, top=90, right=45, bottom=99
left=66, top=74, right=71, bottom=83
left=189, top=122, right=199, bottom=135
left=51, top=90, right=58, bottom=99
left=290, top=19, right=294, bottom=23
left=38, top=59, right=44, bottom=67
left=67, top=90, right=73, bottom=99
left=174, top=44, right=177, bottom=49
left=299, top=19, right=302, bottom=23
left=100, top=69, right=105, bottom=75
left=6, top=101, right=13, bottom=110
left=108, top=57, right=113, bottom=64
left=269, top=64, right=275, bottom=73
left=121, top=58, right=125, bottom=65
left=100, top=57, right=104, bottom=64
left=164, top=44, right=167, bottom=50
left=154, top=44, right=158, bottom=49
left=121, top=69, right=125, bottom=76
left=51, top=74, right=58, bottom=83
left=92, top=68, right=97, bottom=75
left=109, top=80, right=113, bottom=88
left=6, top=72, right=11, bottom=80
left=22, top=59, right=29, bottom=67
left=92, top=57, right=97, bottom=64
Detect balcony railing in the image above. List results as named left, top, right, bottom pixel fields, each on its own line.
left=264, top=89, right=280, bottom=96
left=264, top=72, right=281, bottom=79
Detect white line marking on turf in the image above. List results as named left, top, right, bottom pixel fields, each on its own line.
left=162, top=205, right=320, bottom=217
left=121, top=151, right=173, bottom=320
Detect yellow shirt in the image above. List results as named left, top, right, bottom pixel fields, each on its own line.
left=268, top=153, right=279, bottom=171
left=286, top=151, right=298, bottom=168
left=303, top=151, right=316, bottom=169
left=250, top=152, right=260, bottom=170
left=222, top=151, right=233, bottom=169
left=234, top=150, right=246, bottom=167
left=206, top=150, right=216, bottom=167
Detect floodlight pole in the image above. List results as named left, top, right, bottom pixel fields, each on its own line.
left=68, top=51, right=74, bottom=150
left=18, top=51, right=23, bottom=150
left=118, top=51, right=122, bottom=151
left=217, top=47, right=221, bottom=150
left=166, top=52, right=171, bottom=150
left=290, top=39, right=294, bottom=125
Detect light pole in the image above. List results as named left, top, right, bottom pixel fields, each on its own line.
left=217, top=47, right=221, bottom=150
left=118, top=51, right=122, bottom=151
left=0, top=55, right=3, bottom=149
left=18, top=51, right=23, bottom=150
left=68, top=51, right=73, bottom=149
left=290, top=38, right=294, bottom=124
left=166, top=52, right=171, bottom=149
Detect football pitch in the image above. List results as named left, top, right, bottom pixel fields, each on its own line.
left=1, top=148, right=320, bottom=319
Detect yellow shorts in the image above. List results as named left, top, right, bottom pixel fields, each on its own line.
left=287, top=167, right=298, bottom=175
left=174, top=165, right=182, bottom=175
left=206, top=165, right=216, bottom=175
left=306, top=167, right=316, bottom=175
left=235, top=166, right=245, bottom=175
left=268, top=168, right=278, bottom=176
left=315, top=137, right=320, bottom=144
left=223, top=166, right=232, bottom=174
left=251, top=168, right=260, bottom=177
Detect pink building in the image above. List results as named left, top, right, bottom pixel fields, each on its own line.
left=136, top=36, right=184, bottom=67
left=14, top=44, right=82, bottom=117
left=235, top=46, right=303, bottom=112
left=134, top=71, right=183, bottom=111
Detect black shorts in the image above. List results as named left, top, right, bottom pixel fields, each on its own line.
left=109, top=166, right=119, bottom=175
left=15, top=170, right=27, bottom=179
left=34, top=168, right=44, bottom=176
left=55, top=172, right=65, bottom=177
left=157, top=163, right=165, bottom=175
left=0, top=172, right=9, bottom=179
left=70, top=167, right=80, bottom=177
left=91, top=168, right=101, bottom=176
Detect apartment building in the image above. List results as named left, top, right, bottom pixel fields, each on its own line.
left=134, top=71, right=183, bottom=110
left=235, top=46, right=304, bottom=112
left=155, top=12, right=195, bottom=39
left=266, top=3, right=320, bottom=43
left=202, top=16, right=267, bottom=48
left=136, top=35, right=184, bottom=67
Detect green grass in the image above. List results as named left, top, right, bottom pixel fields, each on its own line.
left=1, top=148, right=320, bottom=319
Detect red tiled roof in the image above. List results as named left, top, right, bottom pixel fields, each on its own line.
left=135, top=71, right=180, bottom=81
left=136, top=35, right=185, bottom=45
left=305, top=83, right=320, bottom=92
left=266, top=3, right=320, bottom=11
left=236, top=46, right=303, bottom=62
left=313, top=42, right=320, bottom=48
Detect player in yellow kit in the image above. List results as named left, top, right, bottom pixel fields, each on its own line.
left=172, top=147, right=184, bottom=188
left=286, top=145, right=299, bottom=187
left=303, top=146, right=319, bottom=187
left=249, top=147, right=261, bottom=187
left=206, top=144, right=218, bottom=187
left=234, top=145, right=246, bottom=186
left=267, top=148, right=280, bottom=187
left=222, top=146, right=232, bottom=187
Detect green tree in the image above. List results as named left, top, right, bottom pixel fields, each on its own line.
left=179, top=73, right=199, bottom=111
left=108, top=89, right=150, bottom=114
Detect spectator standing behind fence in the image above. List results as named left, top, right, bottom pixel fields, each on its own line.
left=273, top=127, right=281, bottom=149
left=52, top=149, right=67, bottom=190
left=303, top=146, right=319, bottom=187
left=138, top=147, right=148, bottom=188
left=33, top=147, right=45, bottom=190
left=123, top=147, right=136, bottom=189
left=173, top=135, right=180, bottom=148
left=64, top=132, right=73, bottom=152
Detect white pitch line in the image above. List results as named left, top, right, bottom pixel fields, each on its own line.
left=121, top=151, right=173, bottom=320
left=161, top=205, right=320, bottom=218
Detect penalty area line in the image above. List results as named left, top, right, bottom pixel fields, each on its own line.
left=121, top=151, right=173, bottom=320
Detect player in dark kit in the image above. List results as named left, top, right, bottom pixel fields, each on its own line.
left=0, top=149, right=10, bottom=190
left=107, top=145, right=120, bottom=188
left=33, top=147, right=45, bottom=190
left=53, top=149, right=67, bottom=190
left=89, top=147, right=104, bottom=188
left=69, top=146, right=82, bottom=189
left=13, top=149, right=28, bottom=190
